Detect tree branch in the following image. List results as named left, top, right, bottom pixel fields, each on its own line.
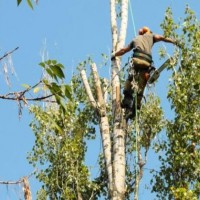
left=117, top=0, right=128, bottom=49
left=0, top=80, right=55, bottom=103
left=0, top=47, right=19, bottom=61
left=0, top=170, right=35, bottom=185
left=91, top=63, right=104, bottom=103
left=0, top=94, right=54, bottom=102
left=80, top=69, right=97, bottom=109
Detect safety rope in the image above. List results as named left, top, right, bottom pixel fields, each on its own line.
left=127, top=1, right=140, bottom=199
left=134, top=76, right=140, bottom=200
left=128, top=0, right=137, bottom=37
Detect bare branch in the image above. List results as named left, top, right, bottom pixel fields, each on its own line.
left=91, top=63, right=105, bottom=110
left=0, top=80, right=55, bottom=103
left=0, top=94, right=54, bottom=102
left=0, top=47, right=19, bottom=62
left=102, top=78, right=109, bottom=103
left=0, top=170, right=35, bottom=185
left=22, top=177, right=32, bottom=200
left=80, top=69, right=97, bottom=109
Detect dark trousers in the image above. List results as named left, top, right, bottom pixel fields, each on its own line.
left=123, top=58, right=151, bottom=109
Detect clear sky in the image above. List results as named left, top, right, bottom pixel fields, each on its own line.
left=0, top=0, right=199, bottom=199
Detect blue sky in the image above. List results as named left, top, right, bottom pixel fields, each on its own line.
left=0, top=0, right=199, bottom=199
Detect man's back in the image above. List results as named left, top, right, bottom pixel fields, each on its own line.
left=133, top=33, right=154, bottom=55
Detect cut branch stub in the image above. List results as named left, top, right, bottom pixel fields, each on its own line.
left=91, top=63, right=106, bottom=116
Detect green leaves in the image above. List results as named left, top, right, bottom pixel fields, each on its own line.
left=39, top=60, right=72, bottom=114
left=171, top=187, right=198, bottom=200
left=39, top=60, right=65, bottom=82
left=17, top=0, right=34, bottom=9
left=17, top=0, right=22, bottom=6
left=21, top=83, right=31, bottom=89
left=152, top=6, right=200, bottom=200
left=28, top=84, right=97, bottom=199
left=26, top=0, right=33, bottom=9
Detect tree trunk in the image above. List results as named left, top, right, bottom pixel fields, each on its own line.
left=110, top=0, right=128, bottom=199
left=81, top=64, right=113, bottom=195
left=81, top=0, right=129, bottom=198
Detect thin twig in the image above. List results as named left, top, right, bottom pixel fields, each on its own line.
left=0, top=80, right=55, bottom=103
left=0, top=94, right=54, bottom=102
left=0, top=170, right=36, bottom=185
left=0, top=47, right=19, bottom=61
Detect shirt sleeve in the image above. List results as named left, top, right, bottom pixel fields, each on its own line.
left=128, top=40, right=135, bottom=49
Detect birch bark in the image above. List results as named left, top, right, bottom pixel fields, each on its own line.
left=81, top=64, right=113, bottom=195
left=81, top=0, right=129, bottom=198
left=110, top=0, right=128, bottom=199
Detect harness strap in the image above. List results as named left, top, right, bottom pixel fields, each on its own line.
left=132, top=49, right=152, bottom=63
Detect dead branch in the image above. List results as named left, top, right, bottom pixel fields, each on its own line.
left=0, top=170, right=35, bottom=185
left=0, top=80, right=55, bottom=103
left=80, top=69, right=97, bottom=109
left=91, top=63, right=105, bottom=115
left=0, top=171, right=35, bottom=200
left=0, top=93, right=54, bottom=102
left=0, top=47, right=19, bottom=62
left=22, top=177, right=32, bottom=200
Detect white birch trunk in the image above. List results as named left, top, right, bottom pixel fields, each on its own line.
left=91, top=63, right=113, bottom=194
left=110, top=0, right=118, bottom=50
left=81, top=0, right=129, bottom=198
left=110, top=0, right=129, bottom=199
left=117, top=0, right=128, bottom=50
left=81, top=64, right=113, bottom=195
left=80, top=70, right=97, bottom=109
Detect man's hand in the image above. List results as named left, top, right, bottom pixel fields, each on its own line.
left=174, top=40, right=182, bottom=48
left=111, top=52, right=116, bottom=61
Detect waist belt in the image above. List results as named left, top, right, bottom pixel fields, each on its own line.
left=132, top=49, right=152, bottom=63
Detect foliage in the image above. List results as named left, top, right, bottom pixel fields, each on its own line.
left=25, top=4, right=200, bottom=200
left=151, top=6, right=200, bottom=199
left=28, top=62, right=101, bottom=199
left=139, top=94, right=165, bottom=150
left=125, top=93, right=165, bottom=199
left=17, top=0, right=38, bottom=9
left=171, top=187, right=198, bottom=200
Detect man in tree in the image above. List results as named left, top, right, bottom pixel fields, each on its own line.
left=111, top=26, right=176, bottom=120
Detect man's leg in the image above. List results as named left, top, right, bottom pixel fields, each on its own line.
left=122, top=66, right=138, bottom=120
left=135, top=70, right=149, bottom=109
left=121, top=79, right=134, bottom=109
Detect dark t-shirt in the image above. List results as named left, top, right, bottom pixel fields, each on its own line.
left=129, top=33, right=155, bottom=55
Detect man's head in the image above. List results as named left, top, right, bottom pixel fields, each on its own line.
left=138, top=26, right=152, bottom=35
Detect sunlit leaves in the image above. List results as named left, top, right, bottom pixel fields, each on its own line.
left=39, top=60, right=71, bottom=113
left=171, top=187, right=198, bottom=200
left=152, top=6, right=200, bottom=200
left=29, top=57, right=102, bottom=198
left=39, top=60, right=65, bottom=82
left=29, top=97, right=97, bottom=199
left=139, top=94, right=165, bottom=149
left=21, top=83, right=31, bottom=89
left=33, top=87, right=40, bottom=93
left=160, top=7, right=179, bottom=40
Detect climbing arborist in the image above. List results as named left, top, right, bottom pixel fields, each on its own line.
left=111, top=26, right=177, bottom=120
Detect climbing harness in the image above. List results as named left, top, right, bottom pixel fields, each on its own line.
left=132, top=48, right=153, bottom=64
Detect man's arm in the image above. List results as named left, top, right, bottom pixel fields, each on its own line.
left=111, top=42, right=133, bottom=60
left=153, top=34, right=176, bottom=44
